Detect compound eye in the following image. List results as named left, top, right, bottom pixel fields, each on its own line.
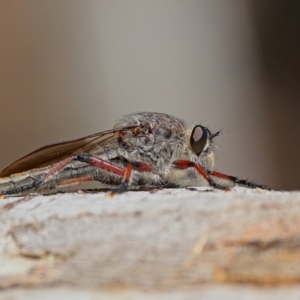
left=190, top=125, right=208, bottom=156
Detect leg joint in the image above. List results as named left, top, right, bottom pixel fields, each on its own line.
left=76, top=153, right=91, bottom=162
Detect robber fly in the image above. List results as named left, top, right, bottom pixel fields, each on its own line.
left=0, top=112, right=266, bottom=196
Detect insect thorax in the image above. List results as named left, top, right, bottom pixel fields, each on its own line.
left=115, top=112, right=186, bottom=168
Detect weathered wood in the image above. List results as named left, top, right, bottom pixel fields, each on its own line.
left=1, top=187, right=300, bottom=298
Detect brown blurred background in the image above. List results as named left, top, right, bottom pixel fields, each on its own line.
left=0, top=0, right=299, bottom=190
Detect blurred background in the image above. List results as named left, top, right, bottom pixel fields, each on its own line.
left=0, top=0, right=299, bottom=190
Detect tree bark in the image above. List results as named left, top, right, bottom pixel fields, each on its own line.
left=1, top=187, right=300, bottom=298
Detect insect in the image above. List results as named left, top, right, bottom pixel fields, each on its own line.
left=0, top=112, right=266, bottom=196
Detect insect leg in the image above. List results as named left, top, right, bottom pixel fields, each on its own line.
left=2, top=154, right=153, bottom=195
left=76, top=154, right=125, bottom=176
left=112, top=161, right=153, bottom=193
left=58, top=175, right=98, bottom=187
left=173, top=160, right=229, bottom=190
left=2, top=155, right=126, bottom=195
left=112, top=164, right=133, bottom=193
left=209, top=171, right=267, bottom=189
left=77, top=156, right=153, bottom=192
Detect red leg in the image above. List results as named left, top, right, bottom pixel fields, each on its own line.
left=42, top=154, right=127, bottom=187
left=56, top=156, right=153, bottom=193
left=2, top=154, right=154, bottom=195
left=173, top=160, right=229, bottom=190
left=2, top=155, right=126, bottom=195
left=59, top=160, right=153, bottom=191
left=112, top=161, right=153, bottom=193
left=112, top=164, right=133, bottom=193
left=42, top=157, right=75, bottom=181
left=209, top=171, right=235, bottom=181
left=77, top=154, right=125, bottom=176
left=58, top=175, right=96, bottom=187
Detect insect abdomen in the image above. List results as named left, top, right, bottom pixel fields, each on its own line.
left=0, top=167, right=51, bottom=194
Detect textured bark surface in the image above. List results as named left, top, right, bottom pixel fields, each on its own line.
left=1, top=187, right=300, bottom=299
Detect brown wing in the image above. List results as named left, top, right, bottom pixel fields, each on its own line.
left=0, top=126, right=136, bottom=177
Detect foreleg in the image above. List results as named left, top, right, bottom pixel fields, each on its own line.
left=209, top=171, right=267, bottom=189
left=173, top=160, right=229, bottom=190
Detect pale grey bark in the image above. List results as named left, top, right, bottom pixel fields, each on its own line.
left=1, top=187, right=300, bottom=299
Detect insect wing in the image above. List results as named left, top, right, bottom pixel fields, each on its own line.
left=0, top=126, right=136, bottom=177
